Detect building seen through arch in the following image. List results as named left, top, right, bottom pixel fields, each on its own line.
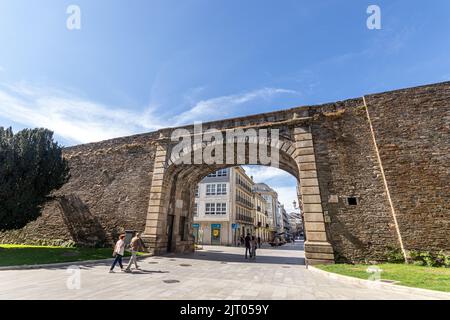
left=193, top=166, right=293, bottom=246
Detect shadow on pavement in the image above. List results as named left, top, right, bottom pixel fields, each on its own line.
left=125, top=269, right=169, bottom=275
left=259, top=242, right=305, bottom=251
left=167, top=243, right=306, bottom=266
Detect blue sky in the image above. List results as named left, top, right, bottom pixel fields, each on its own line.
left=1, top=0, right=449, bottom=211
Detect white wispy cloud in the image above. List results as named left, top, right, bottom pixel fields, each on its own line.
left=0, top=83, right=165, bottom=144
left=242, top=165, right=291, bottom=181
left=271, top=186, right=299, bottom=214
left=174, top=87, right=299, bottom=125
left=0, top=81, right=301, bottom=210
left=0, top=83, right=298, bottom=145
left=243, top=165, right=299, bottom=213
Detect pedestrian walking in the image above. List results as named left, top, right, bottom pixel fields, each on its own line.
left=251, top=236, right=257, bottom=260
left=240, top=235, right=245, bottom=247
left=257, top=236, right=261, bottom=249
left=124, top=232, right=143, bottom=272
left=109, top=234, right=126, bottom=273
left=244, top=233, right=251, bottom=259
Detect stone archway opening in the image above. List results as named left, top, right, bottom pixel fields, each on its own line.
left=141, top=123, right=335, bottom=265
left=191, top=165, right=301, bottom=250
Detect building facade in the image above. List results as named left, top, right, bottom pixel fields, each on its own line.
left=233, top=167, right=255, bottom=241
left=253, top=183, right=279, bottom=241
left=193, top=166, right=258, bottom=245
left=253, top=191, right=269, bottom=242
left=193, top=168, right=231, bottom=245
left=277, top=201, right=284, bottom=234
left=289, top=211, right=304, bottom=238
left=280, top=204, right=291, bottom=237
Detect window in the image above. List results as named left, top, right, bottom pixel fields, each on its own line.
left=347, top=197, right=358, bottom=205
left=195, top=186, right=199, bottom=197
left=216, top=203, right=227, bottom=214
left=206, top=184, right=216, bottom=195
left=217, top=169, right=228, bottom=176
left=217, top=183, right=227, bottom=195
left=207, top=168, right=228, bottom=177
left=205, top=203, right=216, bottom=214
left=206, top=203, right=226, bottom=214
left=206, top=184, right=227, bottom=195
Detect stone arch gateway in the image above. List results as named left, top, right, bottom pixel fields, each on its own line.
left=143, top=122, right=334, bottom=264
left=1, top=81, right=448, bottom=264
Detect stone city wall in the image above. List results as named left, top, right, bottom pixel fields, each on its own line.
left=0, top=132, right=159, bottom=247
left=0, top=82, right=448, bottom=262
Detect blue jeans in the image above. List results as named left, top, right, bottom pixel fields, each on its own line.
left=110, top=254, right=123, bottom=270
left=245, top=247, right=251, bottom=258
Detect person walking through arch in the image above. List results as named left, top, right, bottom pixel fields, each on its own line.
left=124, top=232, right=143, bottom=272
left=244, top=233, right=251, bottom=259
left=251, top=235, right=257, bottom=260
left=109, top=234, right=125, bottom=273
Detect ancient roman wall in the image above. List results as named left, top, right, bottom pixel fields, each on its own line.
left=0, top=132, right=158, bottom=246
left=366, top=82, right=450, bottom=253
left=1, top=82, right=448, bottom=263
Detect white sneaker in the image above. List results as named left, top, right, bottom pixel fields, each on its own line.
left=109, top=270, right=114, bottom=273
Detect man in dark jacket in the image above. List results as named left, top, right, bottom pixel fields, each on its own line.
left=244, top=233, right=251, bottom=259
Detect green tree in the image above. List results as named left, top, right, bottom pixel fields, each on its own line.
left=0, top=127, right=69, bottom=230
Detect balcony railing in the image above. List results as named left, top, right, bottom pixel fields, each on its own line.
left=235, top=195, right=253, bottom=208
left=236, top=214, right=254, bottom=224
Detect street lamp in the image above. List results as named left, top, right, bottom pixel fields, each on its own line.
left=292, top=199, right=303, bottom=211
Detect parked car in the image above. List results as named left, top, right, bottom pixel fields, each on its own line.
left=269, top=236, right=286, bottom=247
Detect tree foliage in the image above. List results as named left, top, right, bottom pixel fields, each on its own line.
left=0, top=127, right=69, bottom=230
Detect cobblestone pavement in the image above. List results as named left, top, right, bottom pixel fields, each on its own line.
left=0, top=242, right=445, bottom=300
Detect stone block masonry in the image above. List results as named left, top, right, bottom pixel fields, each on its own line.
left=365, top=82, right=450, bottom=254
left=310, top=98, right=401, bottom=262
left=0, top=132, right=160, bottom=247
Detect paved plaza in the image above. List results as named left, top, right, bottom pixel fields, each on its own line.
left=0, top=242, right=447, bottom=300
